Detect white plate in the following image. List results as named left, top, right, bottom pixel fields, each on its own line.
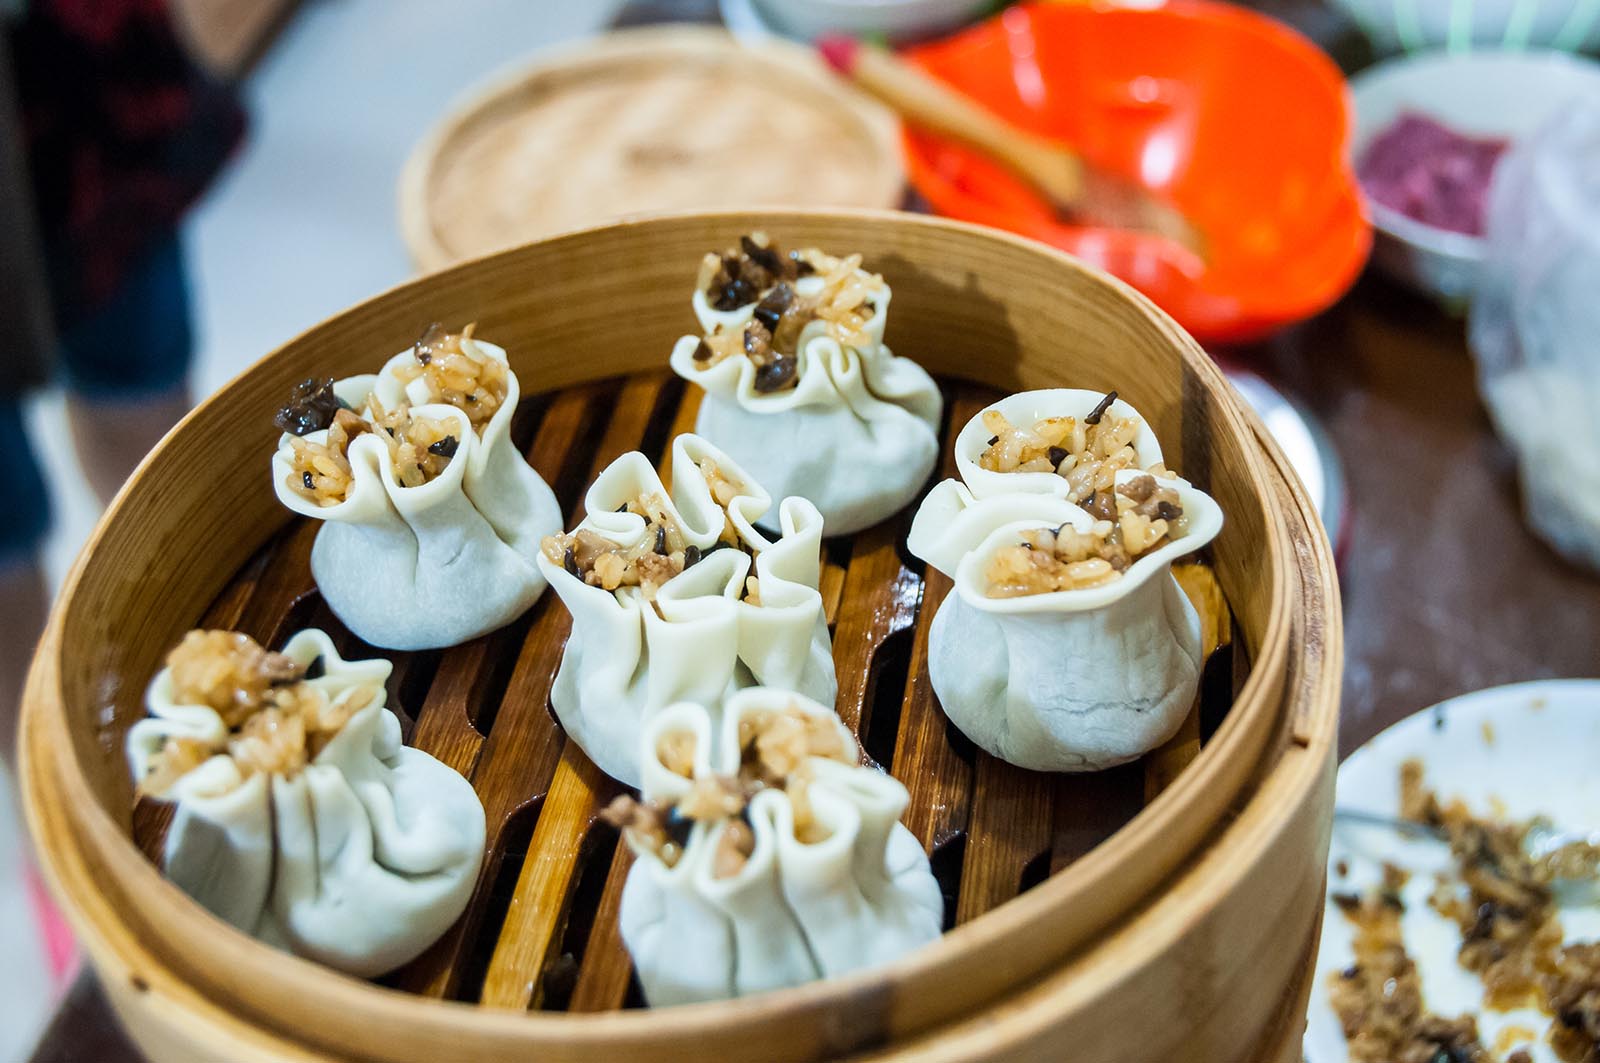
left=1306, top=680, right=1600, bottom=1063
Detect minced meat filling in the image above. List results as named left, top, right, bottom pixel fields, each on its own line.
left=691, top=232, right=885, bottom=392
left=1331, top=761, right=1600, bottom=1063
left=602, top=705, right=853, bottom=879
left=137, top=630, right=381, bottom=798
left=977, top=396, right=1178, bottom=521
left=983, top=474, right=1188, bottom=596
left=540, top=460, right=758, bottom=602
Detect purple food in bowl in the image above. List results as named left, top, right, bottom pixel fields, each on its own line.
left=1357, top=112, right=1509, bottom=236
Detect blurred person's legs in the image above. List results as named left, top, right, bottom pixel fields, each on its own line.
left=0, top=401, right=51, bottom=768
left=60, top=234, right=195, bottom=503
left=0, top=235, right=197, bottom=767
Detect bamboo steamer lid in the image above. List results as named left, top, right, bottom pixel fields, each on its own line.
left=399, top=27, right=905, bottom=271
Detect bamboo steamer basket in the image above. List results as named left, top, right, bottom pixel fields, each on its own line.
left=398, top=27, right=904, bottom=273
left=21, top=210, right=1339, bottom=1063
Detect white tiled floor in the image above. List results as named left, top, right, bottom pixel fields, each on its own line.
left=5, top=2, right=625, bottom=1057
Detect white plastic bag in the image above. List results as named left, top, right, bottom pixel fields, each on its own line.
left=126, top=630, right=485, bottom=977
left=1471, top=102, right=1600, bottom=571
left=616, top=690, right=943, bottom=1006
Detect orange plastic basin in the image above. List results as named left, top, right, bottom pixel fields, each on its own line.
left=902, top=1, right=1371, bottom=343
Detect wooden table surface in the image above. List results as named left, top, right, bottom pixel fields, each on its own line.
left=26, top=8, right=1600, bottom=1063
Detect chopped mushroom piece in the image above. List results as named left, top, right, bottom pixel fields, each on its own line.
left=274, top=378, right=345, bottom=436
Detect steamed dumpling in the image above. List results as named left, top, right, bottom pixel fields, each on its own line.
left=607, top=688, right=943, bottom=1005
left=271, top=325, right=561, bottom=650
left=907, top=391, right=1225, bottom=771
left=669, top=233, right=942, bottom=536
left=535, top=433, right=836, bottom=787
left=126, top=628, right=485, bottom=976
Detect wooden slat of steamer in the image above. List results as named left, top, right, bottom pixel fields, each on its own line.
left=565, top=841, right=636, bottom=1012
left=955, top=757, right=1055, bottom=922
left=891, top=388, right=989, bottom=851
left=392, top=382, right=608, bottom=997
left=830, top=518, right=921, bottom=738
left=1144, top=564, right=1233, bottom=802
left=654, top=384, right=700, bottom=486
left=240, top=519, right=319, bottom=646
left=477, top=374, right=679, bottom=1010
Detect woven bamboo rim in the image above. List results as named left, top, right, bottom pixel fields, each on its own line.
left=22, top=210, right=1330, bottom=1062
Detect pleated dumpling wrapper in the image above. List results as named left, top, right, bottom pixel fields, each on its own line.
left=606, top=689, right=944, bottom=1005
left=668, top=233, right=942, bottom=536
left=907, top=389, right=1224, bottom=771
left=272, top=325, right=561, bottom=650
left=125, top=628, right=486, bottom=977
left=536, top=433, right=836, bottom=787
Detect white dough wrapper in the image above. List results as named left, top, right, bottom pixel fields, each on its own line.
left=536, top=434, right=836, bottom=788
left=670, top=274, right=942, bottom=536
left=908, top=470, right=1224, bottom=772
left=271, top=337, right=562, bottom=650
left=126, top=629, right=486, bottom=977
left=618, top=692, right=944, bottom=1006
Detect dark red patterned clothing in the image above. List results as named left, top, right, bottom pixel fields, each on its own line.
left=8, top=0, right=246, bottom=329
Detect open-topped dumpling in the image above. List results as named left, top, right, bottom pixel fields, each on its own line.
left=535, top=434, right=836, bottom=787
left=270, top=324, right=561, bottom=650
left=669, top=233, right=942, bottom=536
left=126, top=628, right=485, bottom=977
left=908, top=390, right=1225, bottom=773
left=605, top=689, right=943, bottom=1005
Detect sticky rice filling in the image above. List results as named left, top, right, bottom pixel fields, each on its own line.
left=540, top=459, right=760, bottom=603
left=984, top=474, right=1190, bottom=596
left=603, top=705, right=853, bottom=879
left=977, top=394, right=1176, bottom=521
left=689, top=232, right=886, bottom=393
left=137, top=630, right=383, bottom=797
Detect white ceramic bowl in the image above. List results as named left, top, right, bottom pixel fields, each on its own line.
left=1349, top=49, right=1600, bottom=305
left=1331, top=0, right=1600, bottom=55
left=736, top=0, right=992, bottom=41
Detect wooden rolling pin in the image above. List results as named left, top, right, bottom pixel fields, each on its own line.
left=818, top=35, right=1207, bottom=258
